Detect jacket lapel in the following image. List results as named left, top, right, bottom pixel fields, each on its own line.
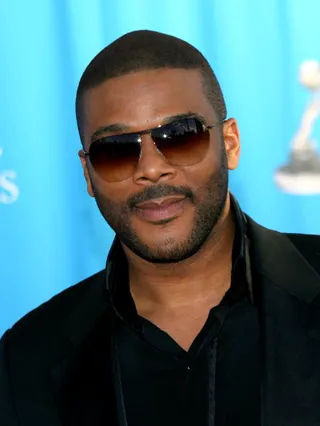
left=247, top=217, right=320, bottom=426
left=49, top=274, right=119, bottom=426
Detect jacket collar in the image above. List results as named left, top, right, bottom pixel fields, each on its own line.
left=246, top=215, right=320, bottom=304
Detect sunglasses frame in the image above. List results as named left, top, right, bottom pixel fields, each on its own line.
left=83, top=116, right=224, bottom=156
left=82, top=116, right=225, bottom=181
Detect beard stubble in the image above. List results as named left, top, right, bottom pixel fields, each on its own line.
left=91, top=146, right=229, bottom=264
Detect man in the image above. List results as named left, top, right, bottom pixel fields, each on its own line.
left=1, top=30, right=320, bottom=426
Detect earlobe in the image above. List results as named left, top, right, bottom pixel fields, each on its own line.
left=86, top=177, right=94, bottom=198
left=78, top=150, right=94, bottom=197
left=222, top=119, right=241, bottom=171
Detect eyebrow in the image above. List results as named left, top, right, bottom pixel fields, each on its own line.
left=90, top=111, right=207, bottom=142
left=162, top=112, right=206, bottom=125
left=91, top=123, right=130, bottom=141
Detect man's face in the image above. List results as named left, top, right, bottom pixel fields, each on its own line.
left=79, top=68, right=240, bottom=263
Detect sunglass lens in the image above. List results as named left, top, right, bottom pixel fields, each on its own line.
left=152, top=118, right=210, bottom=166
left=89, top=136, right=140, bottom=182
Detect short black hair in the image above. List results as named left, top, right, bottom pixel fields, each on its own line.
left=76, top=30, right=227, bottom=143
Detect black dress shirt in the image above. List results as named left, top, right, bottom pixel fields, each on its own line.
left=106, top=197, right=260, bottom=425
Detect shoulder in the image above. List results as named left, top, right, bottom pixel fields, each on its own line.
left=246, top=213, right=320, bottom=255
left=285, top=232, right=320, bottom=248
left=246, top=214, right=320, bottom=275
left=1, top=269, right=106, bottom=345
left=285, top=232, right=320, bottom=258
left=0, top=270, right=109, bottom=417
left=285, top=232, right=320, bottom=274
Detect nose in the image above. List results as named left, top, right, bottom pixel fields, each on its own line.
left=132, top=134, right=177, bottom=184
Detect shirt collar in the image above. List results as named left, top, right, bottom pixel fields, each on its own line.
left=230, top=192, right=247, bottom=260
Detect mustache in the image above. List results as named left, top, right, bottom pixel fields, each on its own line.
left=127, top=185, right=194, bottom=209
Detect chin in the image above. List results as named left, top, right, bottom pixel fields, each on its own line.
left=139, top=220, right=191, bottom=243
left=127, top=230, right=199, bottom=264
left=121, top=208, right=212, bottom=263
left=143, top=232, right=189, bottom=251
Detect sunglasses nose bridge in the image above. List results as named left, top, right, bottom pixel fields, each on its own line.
left=136, top=132, right=174, bottom=177
left=139, top=132, right=162, bottom=158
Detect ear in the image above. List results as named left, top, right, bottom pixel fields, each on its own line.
left=222, top=118, right=241, bottom=170
left=78, top=150, right=94, bottom=197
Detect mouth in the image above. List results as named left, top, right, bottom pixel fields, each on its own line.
left=133, top=196, right=188, bottom=223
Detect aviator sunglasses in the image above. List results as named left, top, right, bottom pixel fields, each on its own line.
left=83, top=116, right=224, bottom=182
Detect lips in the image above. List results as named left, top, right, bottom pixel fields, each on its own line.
left=134, top=196, right=187, bottom=222
left=136, top=197, right=185, bottom=210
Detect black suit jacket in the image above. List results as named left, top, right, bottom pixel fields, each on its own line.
left=1, top=216, right=320, bottom=426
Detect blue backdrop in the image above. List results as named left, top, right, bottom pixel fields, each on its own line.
left=1, top=0, right=320, bottom=336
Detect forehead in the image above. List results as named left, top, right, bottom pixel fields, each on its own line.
left=82, top=68, right=215, bottom=144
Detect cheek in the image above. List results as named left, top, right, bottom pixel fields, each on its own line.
left=90, top=172, right=133, bottom=204
left=181, top=142, right=223, bottom=189
left=91, top=182, right=131, bottom=232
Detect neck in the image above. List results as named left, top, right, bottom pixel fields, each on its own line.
left=122, top=194, right=236, bottom=311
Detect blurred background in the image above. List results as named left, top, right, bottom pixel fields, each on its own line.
left=1, top=0, right=320, bottom=336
